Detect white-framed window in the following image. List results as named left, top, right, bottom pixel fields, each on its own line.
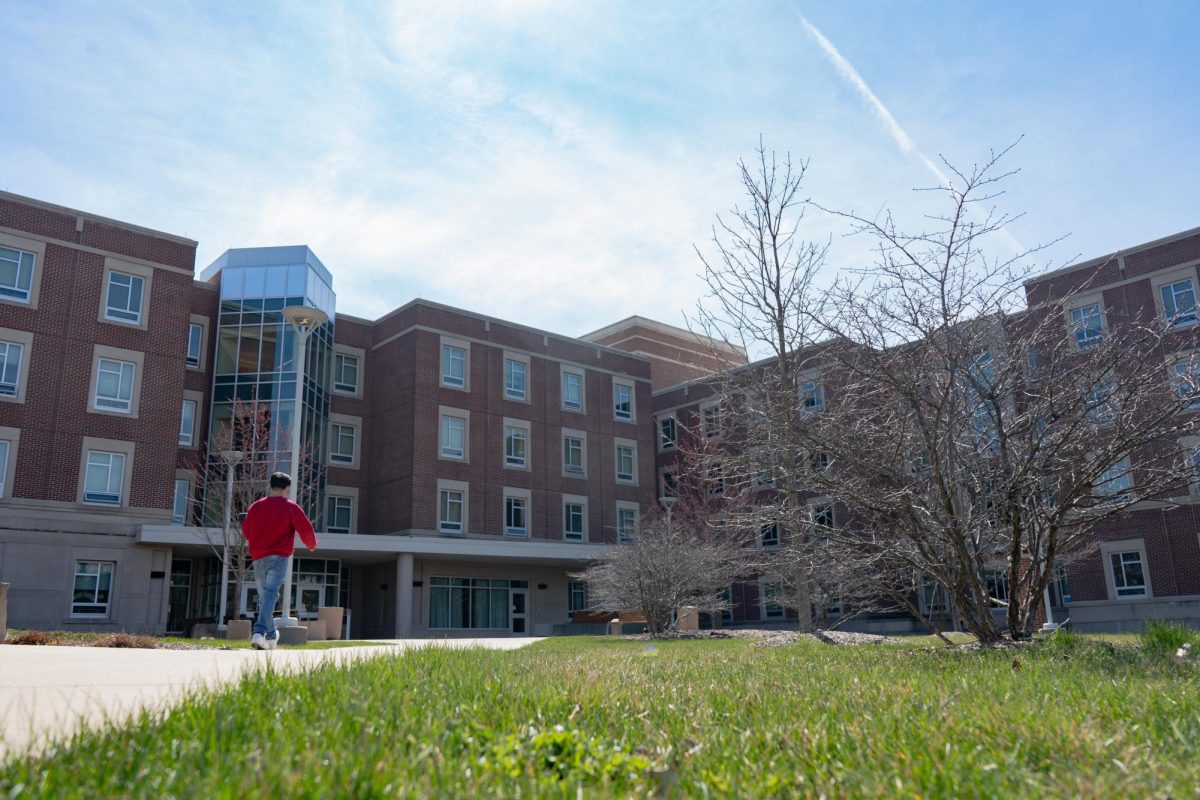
left=562, top=430, right=586, bottom=477
left=761, top=578, right=784, bottom=620
left=658, top=416, right=677, bottom=451
left=801, top=379, right=824, bottom=413
left=505, top=357, right=528, bottom=401
left=564, top=498, right=587, bottom=542
left=810, top=502, right=835, bottom=528
left=615, top=440, right=637, bottom=483
left=985, top=569, right=1010, bottom=604
left=760, top=523, right=780, bottom=549
left=1085, top=379, right=1115, bottom=426
left=1096, top=457, right=1132, bottom=503
left=1173, top=360, right=1200, bottom=410
left=1069, top=303, right=1104, bottom=348
left=504, top=420, right=529, bottom=469
left=172, top=479, right=190, bottom=524
left=659, top=468, right=677, bottom=499
left=613, top=379, right=634, bottom=421
left=442, top=343, right=467, bottom=388
left=72, top=560, right=115, bottom=617
left=94, top=358, right=135, bottom=413
left=104, top=270, right=145, bottom=324
left=1160, top=278, right=1198, bottom=327
left=616, top=503, right=639, bottom=544
left=179, top=399, right=197, bottom=446
left=83, top=451, right=126, bottom=505
left=438, top=480, right=468, bottom=533
left=330, top=422, right=357, bottom=465
left=701, top=403, right=722, bottom=438
left=561, top=368, right=584, bottom=411
left=0, top=438, right=11, bottom=498
left=504, top=491, right=529, bottom=537
left=568, top=580, right=588, bottom=613
left=186, top=323, right=203, bottom=368
left=0, top=340, right=23, bottom=397
left=1109, top=551, right=1147, bottom=597
left=440, top=413, right=468, bottom=460
left=327, top=494, right=353, bottom=534
left=334, top=353, right=360, bottom=394
left=0, top=245, right=36, bottom=303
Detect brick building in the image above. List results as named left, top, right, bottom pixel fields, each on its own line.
left=1, top=187, right=1197, bottom=637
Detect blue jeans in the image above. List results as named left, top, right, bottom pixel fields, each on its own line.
left=252, top=555, right=289, bottom=640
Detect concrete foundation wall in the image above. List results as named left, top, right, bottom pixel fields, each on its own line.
left=1065, top=597, right=1200, bottom=633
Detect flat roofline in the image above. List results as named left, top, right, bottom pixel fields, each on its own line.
left=372, top=298, right=653, bottom=365
left=1024, top=223, right=1200, bottom=287
left=580, top=314, right=748, bottom=358
left=0, top=189, right=198, bottom=247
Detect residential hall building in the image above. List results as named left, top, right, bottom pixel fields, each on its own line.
left=0, top=190, right=1197, bottom=637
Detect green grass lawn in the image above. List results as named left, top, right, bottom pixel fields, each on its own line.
left=2, top=635, right=1198, bottom=798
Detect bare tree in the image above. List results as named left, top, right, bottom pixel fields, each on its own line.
left=801, top=142, right=1200, bottom=641
left=574, top=441, right=757, bottom=636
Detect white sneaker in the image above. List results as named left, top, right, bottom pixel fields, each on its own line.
left=251, top=633, right=267, bottom=650
left=265, top=635, right=278, bottom=650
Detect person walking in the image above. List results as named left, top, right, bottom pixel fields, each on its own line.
left=242, top=471, right=318, bottom=650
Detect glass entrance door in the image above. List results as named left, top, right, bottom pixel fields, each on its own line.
left=296, top=582, right=324, bottom=620
left=167, top=560, right=192, bottom=634
left=510, top=588, right=528, bottom=634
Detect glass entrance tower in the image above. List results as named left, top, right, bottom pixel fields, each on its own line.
left=200, top=246, right=336, bottom=519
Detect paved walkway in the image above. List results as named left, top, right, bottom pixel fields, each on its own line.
left=0, top=638, right=539, bottom=758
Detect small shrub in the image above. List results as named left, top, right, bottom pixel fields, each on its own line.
left=1140, top=620, right=1195, bottom=656
left=1041, top=627, right=1085, bottom=655
left=477, top=725, right=653, bottom=789
left=93, top=633, right=159, bottom=649
left=6, top=630, right=58, bottom=646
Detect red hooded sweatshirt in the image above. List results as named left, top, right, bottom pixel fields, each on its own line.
left=243, top=495, right=318, bottom=561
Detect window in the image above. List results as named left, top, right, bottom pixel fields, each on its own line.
left=504, top=423, right=528, bottom=468
left=1070, top=303, right=1104, bottom=347
left=172, top=479, right=190, bottom=524
left=801, top=380, right=824, bottom=413
left=104, top=271, right=145, bottom=324
left=562, top=432, right=585, bottom=477
left=438, top=485, right=466, bottom=533
left=617, top=503, right=638, bottom=544
left=72, top=561, right=115, bottom=617
left=1096, top=457, right=1132, bottom=503
left=1173, top=361, right=1200, bottom=410
left=986, top=570, right=1010, bottom=604
left=1160, top=279, right=1198, bottom=326
left=760, top=523, right=780, bottom=549
left=613, top=380, right=634, bottom=421
left=659, top=469, right=677, bottom=499
left=0, top=439, right=10, bottom=498
left=83, top=451, right=126, bottom=505
left=808, top=451, right=830, bottom=474
left=1188, top=443, right=1200, bottom=494
left=811, top=503, right=834, bottom=528
left=440, top=414, right=467, bottom=460
left=186, top=323, right=203, bottom=368
left=761, top=579, right=784, bottom=620
left=429, top=576, right=518, bottom=629
left=505, top=358, right=527, bottom=400
left=1085, top=380, right=1115, bottom=426
left=564, top=500, right=586, bottom=541
left=94, top=358, right=135, bottom=413
left=1055, top=563, right=1072, bottom=605
left=721, top=586, right=734, bottom=625
left=334, top=353, right=360, bottom=394
left=179, top=399, right=197, bottom=446
left=708, top=461, right=724, bottom=496
left=568, top=581, right=588, bottom=613
left=442, top=344, right=466, bottom=388
left=505, top=494, right=528, bottom=537
left=0, top=340, right=23, bottom=397
left=701, top=404, right=722, bottom=438
left=0, top=245, right=36, bottom=303
left=327, top=495, right=353, bottom=534
left=658, top=416, right=677, bottom=450
left=615, top=442, right=636, bottom=483
left=330, top=423, right=357, bottom=465
left=561, top=369, right=584, bottom=411
left=1109, top=551, right=1147, bottom=597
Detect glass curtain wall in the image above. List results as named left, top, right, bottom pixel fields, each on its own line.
left=205, top=260, right=335, bottom=521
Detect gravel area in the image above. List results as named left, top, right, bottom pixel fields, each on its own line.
left=623, top=628, right=902, bottom=646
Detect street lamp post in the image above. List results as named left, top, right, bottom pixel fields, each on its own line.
left=216, top=449, right=244, bottom=630
left=279, top=305, right=329, bottom=628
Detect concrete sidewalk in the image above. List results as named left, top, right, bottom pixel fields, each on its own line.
left=0, top=638, right=539, bottom=758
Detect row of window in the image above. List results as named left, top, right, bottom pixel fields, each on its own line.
left=440, top=342, right=638, bottom=421
left=437, top=411, right=640, bottom=483
left=434, top=480, right=638, bottom=542
left=1068, top=274, right=1199, bottom=349
left=652, top=381, right=825, bottom=452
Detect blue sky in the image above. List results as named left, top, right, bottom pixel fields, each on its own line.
left=1, top=1, right=1197, bottom=336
